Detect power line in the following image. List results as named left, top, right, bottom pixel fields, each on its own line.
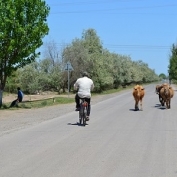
left=50, top=4, right=177, bottom=14
left=49, top=0, right=148, bottom=6
left=41, top=42, right=172, bottom=50
left=48, top=1, right=175, bottom=7
left=104, top=44, right=170, bottom=49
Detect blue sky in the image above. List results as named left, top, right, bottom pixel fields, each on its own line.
left=40, top=0, right=177, bottom=76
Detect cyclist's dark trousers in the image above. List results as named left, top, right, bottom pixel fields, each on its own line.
left=75, top=93, right=91, bottom=116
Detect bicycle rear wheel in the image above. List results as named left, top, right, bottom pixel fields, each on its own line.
left=79, top=108, right=86, bottom=126
left=79, top=100, right=88, bottom=126
left=83, top=107, right=87, bottom=126
left=79, top=107, right=83, bottom=125
left=79, top=108, right=85, bottom=126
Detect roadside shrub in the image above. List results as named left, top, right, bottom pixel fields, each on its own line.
left=41, top=101, right=47, bottom=106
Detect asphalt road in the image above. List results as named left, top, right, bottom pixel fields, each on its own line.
left=1, top=84, right=177, bottom=177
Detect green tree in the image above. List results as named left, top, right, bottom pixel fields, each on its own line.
left=62, top=28, right=159, bottom=92
left=159, top=73, right=167, bottom=80
left=82, top=28, right=103, bottom=54
left=168, top=44, right=177, bottom=81
left=17, top=59, right=63, bottom=94
left=38, top=58, right=62, bottom=92
left=0, top=0, right=50, bottom=107
left=62, top=38, right=89, bottom=92
left=17, top=62, right=40, bottom=94
left=62, top=29, right=105, bottom=92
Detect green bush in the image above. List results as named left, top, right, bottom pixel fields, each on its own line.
left=41, top=101, right=47, bottom=106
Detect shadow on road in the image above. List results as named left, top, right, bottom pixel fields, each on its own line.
left=158, top=107, right=167, bottom=110
left=67, top=122, right=88, bottom=126
left=129, top=108, right=142, bottom=111
left=154, top=103, right=167, bottom=110
left=154, top=104, right=161, bottom=107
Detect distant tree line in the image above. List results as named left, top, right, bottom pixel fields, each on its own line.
left=5, top=28, right=160, bottom=94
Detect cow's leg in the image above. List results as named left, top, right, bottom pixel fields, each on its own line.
left=135, top=99, right=139, bottom=111
left=159, top=95, right=163, bottom=105
left=165, top=98, right=170, bottom=109
left=161, top=98, right=164, bottom=106
left=159, top=94, right=161, bottom=103
left=169, top=99, right=171, bottom=109
left=167, top=99, right=171, bottom=109
left=161, top=99, right=165, bottom=107
left=165, top=100, right=168, bottom=109
left=140, top=98, right=143, bottom=111
left=166, top=100, right=168, bottom=109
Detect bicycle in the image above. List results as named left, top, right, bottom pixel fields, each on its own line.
left=79, top=98, right=88, bottom=126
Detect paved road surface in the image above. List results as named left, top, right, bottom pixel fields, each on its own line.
left=1, top=84, right=177, bottom=177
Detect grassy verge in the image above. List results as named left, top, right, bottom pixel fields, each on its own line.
left=92, top=85, right=133, bottom=96
left=1, top=97, right=74, bottom=110
left=0, top=85, right=134, bottom=110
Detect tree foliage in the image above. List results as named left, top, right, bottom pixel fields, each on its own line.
left=0, top=0, right=50, bottom=90
left=15, top=59, right=62, bottom=94
left=159, top=73, right=167, bottom=80
left=5, top=28, right=160, bottom=95
left=168, top=44, right=177, bottom=81
left=61, top=28, right=159, bottom=92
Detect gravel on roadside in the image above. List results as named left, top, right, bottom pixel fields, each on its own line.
left=0, top=92, right=124, bottom=136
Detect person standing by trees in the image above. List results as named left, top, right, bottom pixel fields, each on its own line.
left=10, top=87, right=24, bottom=107
left=17, top=87, right=24, bottom=103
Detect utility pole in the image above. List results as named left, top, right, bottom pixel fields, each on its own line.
left=64, top=62, right=73, bottom=97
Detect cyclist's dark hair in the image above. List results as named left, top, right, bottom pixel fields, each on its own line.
left=82, top=71, right=89, bottom=77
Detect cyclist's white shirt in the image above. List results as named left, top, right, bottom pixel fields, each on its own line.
left=74, top=76, right=94, bottom=98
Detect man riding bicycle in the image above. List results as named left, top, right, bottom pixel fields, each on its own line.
left=74, top=71, right=94, bottom=121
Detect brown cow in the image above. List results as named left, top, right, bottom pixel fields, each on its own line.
left=159, top=84, right=174, bottom=109
left=133, top=85, right=145, bottom=111
left=155, top=84, right=160, bottom=94
left=156, top=84, right=165, bottom=105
